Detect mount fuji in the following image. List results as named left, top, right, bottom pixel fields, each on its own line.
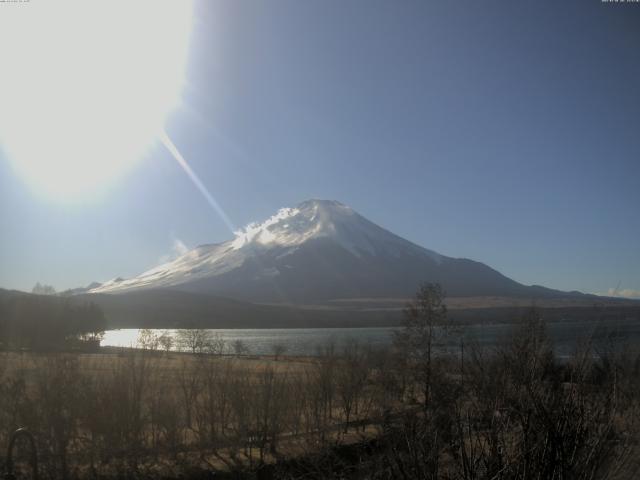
left=89, top=199, right=574, bottom=304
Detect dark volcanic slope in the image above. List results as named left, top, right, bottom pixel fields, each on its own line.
left=2, top=288, right=637, bottom=330
left=83, top=289, right=640, bottom=329
left=81, top=290, right=402, bottom=329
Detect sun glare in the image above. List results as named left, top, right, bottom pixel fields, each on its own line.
left=0, top=1, right=193, bottom=201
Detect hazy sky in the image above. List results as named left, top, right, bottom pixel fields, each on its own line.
left=1, top=0, right=639, bottom=297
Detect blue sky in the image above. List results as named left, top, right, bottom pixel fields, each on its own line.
left=1, top=0, right=639, bottom=297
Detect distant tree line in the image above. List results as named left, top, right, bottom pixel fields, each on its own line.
left=0, top=293, right=106, bottom=350
left=31, top=282, right=57, bottom=296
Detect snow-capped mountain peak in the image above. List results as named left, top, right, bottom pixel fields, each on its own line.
left=231, top=206, right=301, bottom=250
left=230, top=200, right=360, bottom=251
left=90, top=200, right=368, bottom=294
left=89, top=199, right=544, bottom=302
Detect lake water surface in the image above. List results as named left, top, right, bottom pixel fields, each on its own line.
left=102, top=318, right=640, bottom=357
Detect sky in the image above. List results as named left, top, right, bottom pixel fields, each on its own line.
left=1, top=0, right=639, bottom=297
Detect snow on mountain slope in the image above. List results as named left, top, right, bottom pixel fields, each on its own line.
left=91, top=200, right=439, bottom=293
left=231, top=200, right=442, bottom=259
left=89, top=199, right=563, bottom=302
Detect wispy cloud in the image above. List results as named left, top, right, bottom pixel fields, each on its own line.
left=172, top=238, right=189, bottom=256
left=159, top=237, right=190, bottom=263
left=602, top=288, right=640, bottom=299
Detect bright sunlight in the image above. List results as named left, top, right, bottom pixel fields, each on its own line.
left=0, top=1, right=193, bottom=201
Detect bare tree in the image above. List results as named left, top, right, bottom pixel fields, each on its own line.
left=252, top=367, right=289, bottom=460
left=336, top=340, right=369, bottom=432
left=233, top=339, right=250, bottom=356
left=176, top=329, right=220, bottom=354
left=32, top=282, right=57, bottom=295
left=394, top=283, right=452, bottom=408
left=137, top=328, right=159, bottom=351
left=303, top=345, right=337, bottom=445
left=157, top=332, right=174, bottom=353
left=206, top=333, right=227, bottom=355
left=176, top=358, right=203, bottom=431
left=193, top=357, right=235, bottom=452
left=272, top=343, right=287, bottom=361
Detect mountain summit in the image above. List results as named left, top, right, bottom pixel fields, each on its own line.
left=90, top=199, right=568, bottom=302
left=231, top=199, right=442, bottom=261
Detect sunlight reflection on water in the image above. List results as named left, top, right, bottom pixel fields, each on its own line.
left=101, top=319, right=640, bottom=357
left=101, top=327, right=397, bottom=355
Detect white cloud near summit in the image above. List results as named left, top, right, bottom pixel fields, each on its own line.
left=172, top=238, right=189, bottom=256
left=159, top=237, right=190, bottom=263
left=604, top=288, right=640, bottom=299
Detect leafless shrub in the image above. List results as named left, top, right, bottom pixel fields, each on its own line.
left=233, top=339, right=250, bottom=356
left=137, top=328, right=160, bottom=351
left=336, top=340, right=369, bottom=433
left=158, top=332, right=174, bottom=353
left=176, top=329, right=225, bottom=355
left=272, top=343, right=287, bottom=361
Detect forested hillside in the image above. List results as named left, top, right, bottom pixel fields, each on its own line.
left=0, top=289, right=106, bottom=350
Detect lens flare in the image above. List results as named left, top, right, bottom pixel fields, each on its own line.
left=159, top=131, right=236, bottom=234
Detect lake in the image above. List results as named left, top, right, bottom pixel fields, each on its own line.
left=102, top=318, right=640, bottom=357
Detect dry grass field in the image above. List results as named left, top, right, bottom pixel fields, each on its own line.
left=1, top=308, right=639, bottom=479
left=0, top=346, right=393, bottom=479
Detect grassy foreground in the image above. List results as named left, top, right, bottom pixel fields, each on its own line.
left=2, top=284, right=640, bottom=480
left=0, top=328, right=639, bottom=479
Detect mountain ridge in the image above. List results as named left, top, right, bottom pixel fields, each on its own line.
left=88, top=199, right=585, bottom=303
